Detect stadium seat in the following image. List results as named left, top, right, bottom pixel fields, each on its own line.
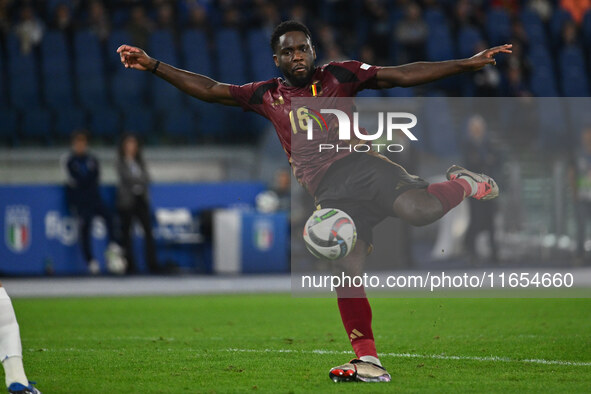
left=54, top=107, right=87, bottom=137
left=0, top=109, right=19, bottom=142
left=163, top=109, right=196, bottom=138
left=426, top=24, right=454, bottom=61
left=149, top=30, right=178, bottom=64
left=486, top=9, right=511, bottom=46
left=6, top=34, right=40, bottom=109
left=111, top=70, right=148, bottom=111
left=423, top=96, right=458, bottom=157
left=537, top=98, right=568, bottom=149
left=521, top=8, right=547, bottom=46
left=561, top=69, right=590, bottom=96
left=247, top=29, right=279, bottom=81
left=216, top=29, right=247, bottom=84
left=74, top=30, right=108, bottom=109
left=150, top=77, right=184, bottom=111
left=41, top=30, right=70, bottom=76
left=550, top=8, right=573, bottom=46
left=22, top=108, right=52, bottom=139
left=107, top=29, right=131, bottom=70
left=181, top=29, right=212, bottom=76
left=122, top=108, right=154, bottom=135
left=530, top=68, right=559, bottom=96
left=89, top=107, right=121, bottom=137
left=0, top=44, right=6, bottom=108
left=423, top=8, right=447, bottom=28
left=583, top=10, right=591, bottom=47
left=44, top=73, right=75, bottom=109
left=527, top=45, right=553, bottom=71
left=457, top=26, right=483, bottom=59
left=74, top=30, right=104, bottom=75
left=385, top=87, right=415, bottom=98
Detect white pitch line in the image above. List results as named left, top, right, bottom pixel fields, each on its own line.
left=224, top=348, right=591, bottom=367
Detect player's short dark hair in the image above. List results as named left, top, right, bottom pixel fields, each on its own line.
left=270, top=20, right=312, bottom=53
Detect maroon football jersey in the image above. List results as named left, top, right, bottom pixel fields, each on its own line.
left=229, top=60, right=381, bottom=195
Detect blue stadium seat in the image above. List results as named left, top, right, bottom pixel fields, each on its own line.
left=77, top=75, right=108, bottom=109
left=426, top=24, right=454, bottom=61
left=561, top=69, right=590, bottom=96
left=216, top=29, right=247, bottom=84
left=486, top=9, right=511, bottom=46
left=537, top=98, right=568, bottom=148
left=560, top=46, right=586, bottom=71
left=44, top=74, right=75, bottom=109
left=181, top=29, right=212, bottom=76
left=54, top=107, right=87, bottom=137
left=22, top=108, right=52, bottom=138
left=111, top=70, right=148, bottom=111
left=583, top=10, right=591, bottom=47
left=107, top=29, right=131, bottom=70
left=521, top=9, right=547, bottom=45
left=0, top=44, right=6, bottom=107
left=550, top=8, right=573, bottom=45
left=89, top=107, right=121, bottom=137
left=424, top=8, right=446, bottom=28
left=527, top=45, right=553, bottom=70
left=0, top=109, right=19, bottom=141
left=74, top=30, right=104, bottom=75
left=385, top=87, right=415, bottom=98
left=150, top=77, right=184, bottom=111
left=423, top=96, right=458, bottom=157
left=122, top=108, right=154, bottom=135
left=149, top=30, right=178, bottom=64
left=41, top=30, right=70, bottom=76
left=247, top=29, right=279, bottom=81
left=74, top=30, right=107, bottom=109
left=6, top=35, right=40, bottom=109
left=457, top=27, right=483, bottom=59
left=163, top=109, right=196, bottom=137
left=530, top=68, right=558, bottom=96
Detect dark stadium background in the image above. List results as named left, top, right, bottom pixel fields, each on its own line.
left=1, top=0, right=591, bottom=274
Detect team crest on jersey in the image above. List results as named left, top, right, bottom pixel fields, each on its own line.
left=5, top=205, right=31, bottom=253
left=310, top=81, right=322, bottom=97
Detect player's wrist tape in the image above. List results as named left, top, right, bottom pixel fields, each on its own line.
left=151, top=60, right=160, bottom=74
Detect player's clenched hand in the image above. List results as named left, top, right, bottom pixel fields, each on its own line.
left=465, top=44, right=512, bottom=70
left=116, top=44, right=156, bottom=71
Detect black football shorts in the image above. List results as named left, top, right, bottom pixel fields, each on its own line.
left=314, top=151, right=428, bottom=244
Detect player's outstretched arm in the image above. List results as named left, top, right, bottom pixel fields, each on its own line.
left=116, top=44, right=238, bottom=106
left=375, top=44, right=512, bottom=88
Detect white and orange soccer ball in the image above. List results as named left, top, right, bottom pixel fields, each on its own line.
left=303, top=208, right=357, bottom=260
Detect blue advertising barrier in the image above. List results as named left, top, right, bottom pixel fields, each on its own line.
left=0, top=182, right=286, bottom=275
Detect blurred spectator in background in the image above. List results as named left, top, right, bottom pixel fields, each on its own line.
left=117, top=133, right=158, bottom=274
left=462, top=115, right=499, bottom=263
left=561, top=0, right=590, bottom=25
left=394, top=1, right=428, bottom=64
left=128, top=5, right=154, bottom=48
left=87, top=0, right=110, bottom=41
left=364, top=0, right=391, bottom=64
left=14, top=5, right=43, bottom=54
left=62, top=130, right=124, bottom=274
left=561, top=19, right=579, bottom=46
left=529, top=0, right=553, bottom=22
left=51, top=3, right=74, bottom=38
left=569, top=127, right=591, bottom=264
left=272, top=168, right=291, bottom=213
left=504, top=65, right=532, bottom=97
left=186, top=3, right=209, bottom=30
left=156, top=2, right=175, bottom=32
left=0, top=0, right=10, bottom=38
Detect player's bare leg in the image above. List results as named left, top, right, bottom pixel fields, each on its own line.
left=329, top=240, right=392, bottom=382
left=0, top=282, right=40, bottom=394
left=394, top=165, right=499, bottom=226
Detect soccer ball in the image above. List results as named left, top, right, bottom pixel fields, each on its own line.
left=303, top=208, right=357, bottom=260
left=105, top=243, right=127, bottom=275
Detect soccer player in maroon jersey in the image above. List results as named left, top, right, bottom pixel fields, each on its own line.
left=117, top=21, right=511, bottom=383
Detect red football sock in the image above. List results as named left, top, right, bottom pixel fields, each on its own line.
left=336, top=285, right=378, bottom=359
left=426, top=179, right=470, bottom=214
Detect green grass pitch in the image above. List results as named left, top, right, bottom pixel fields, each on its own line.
left=9, top=295, right=591, bottom=393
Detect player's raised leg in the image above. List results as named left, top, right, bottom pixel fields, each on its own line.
left=393, top=165, right=499, bottom=226
left=0, top=283, right=40, bottom=394
left=329, top=240, right=392, bottom=383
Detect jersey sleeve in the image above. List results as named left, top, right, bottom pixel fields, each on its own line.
left=327, top=60, right=382, bottom=95
left=229, top=80, right=276, bottom=118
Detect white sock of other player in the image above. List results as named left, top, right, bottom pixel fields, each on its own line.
left=359, top=355, right=382, bottom=367
left=0, top=287, right=29, bottom=387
